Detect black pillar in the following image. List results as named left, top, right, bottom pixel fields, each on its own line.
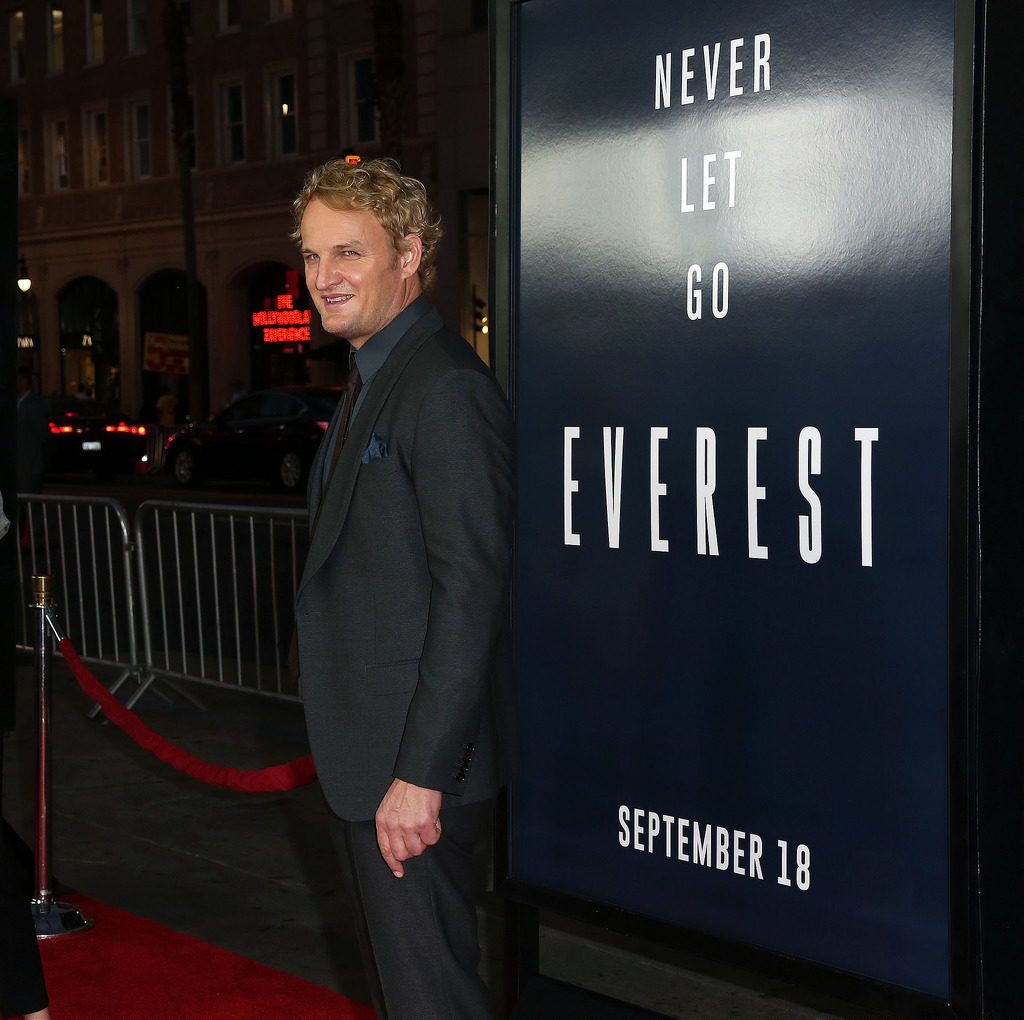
left=973, top=4, right=1024, bottom=1016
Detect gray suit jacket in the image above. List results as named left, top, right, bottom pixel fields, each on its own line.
left=295, top=305, right=515, bottom=821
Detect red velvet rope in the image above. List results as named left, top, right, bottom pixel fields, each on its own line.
left=58, top=638, right=317, bottom=793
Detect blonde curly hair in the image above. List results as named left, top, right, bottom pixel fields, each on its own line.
left=291, top=158, right=443, bottom=291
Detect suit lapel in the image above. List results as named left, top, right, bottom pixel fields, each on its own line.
left=306, top=389, right=347, bottom=520
left=299, top=307, right=442, bottom=595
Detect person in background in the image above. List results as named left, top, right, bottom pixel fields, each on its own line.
left=0, top=498, right=51, bottom=1020
left=155, top=387, right=178, bottom=428
left=15, top=369, right=48, bottom=497
left=0, top=827, right=51, bottom=1020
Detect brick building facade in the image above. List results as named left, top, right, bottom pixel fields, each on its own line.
left=4, top=0, right=490, bottom=420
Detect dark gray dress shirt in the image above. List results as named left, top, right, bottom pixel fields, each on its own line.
left=320, top=294, right=433, bottom=481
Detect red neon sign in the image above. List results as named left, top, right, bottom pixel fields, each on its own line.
left=253, top=292, right=311, bottom=343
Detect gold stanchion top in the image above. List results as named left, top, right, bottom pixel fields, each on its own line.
left=31, top=575, right=54, bottom=607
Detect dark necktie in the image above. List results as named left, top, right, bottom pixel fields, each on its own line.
left=326, top=356, right=363, bottom=486
left=310, top=357, right=363, bottom=540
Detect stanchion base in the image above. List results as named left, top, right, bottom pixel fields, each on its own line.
left=31, top=898, right=94, bottom=939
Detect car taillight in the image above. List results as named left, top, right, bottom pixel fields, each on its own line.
left=49, top=423, right=73, bottom=434
left=317, top=421, right=331, bottom=431
left=104, top=423, right=147, bottom=435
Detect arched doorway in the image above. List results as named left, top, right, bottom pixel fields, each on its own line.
left=58, top=276, right=119, bottom=406
left=138, top=269, right=207, bottom=423
left=247, top=264, right=313, bottom=390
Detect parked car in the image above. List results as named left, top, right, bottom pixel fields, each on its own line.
left=164, top=387, right=343, bottom=491
left=45, top=396, right=150, bottom=480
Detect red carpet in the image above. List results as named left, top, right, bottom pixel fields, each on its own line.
left=36, top=895, right=375, bottom=1019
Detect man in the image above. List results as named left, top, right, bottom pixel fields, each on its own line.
left=292, top=159, right=514, bottom=1018
left=16, top=367, right=48, bottom=495
left=155, top=386, right=178, bottom=427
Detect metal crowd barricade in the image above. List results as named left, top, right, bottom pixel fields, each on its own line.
left=134, top=500, right=310, bottom=703
left=17, top=494, right=141, bottom=691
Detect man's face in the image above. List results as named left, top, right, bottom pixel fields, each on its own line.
left=300, top=199, right=422, bottom=349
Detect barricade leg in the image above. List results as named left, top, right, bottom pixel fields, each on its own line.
left=123, top=674, right=206, bottom=712
left=86, top=669, right=208, bottom=717
left=30, top=574, right=94, bottom=940
left=85, top=666, right=179, bottom=720
left=86, top=665, right=139, bottom=720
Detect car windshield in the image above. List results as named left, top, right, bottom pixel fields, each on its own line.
left=222, top=396, right=264, bottom=422
left=259, top=392, right=303, bottom=418
left=303, top=393, right=343, bottom=419
left=46, top=397, right=109, bottom=419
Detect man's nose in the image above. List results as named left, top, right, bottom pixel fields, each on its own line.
left=314, top=261, right=340, bottom=291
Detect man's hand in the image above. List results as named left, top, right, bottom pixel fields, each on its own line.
left=375, top=779, right=443, bottom=878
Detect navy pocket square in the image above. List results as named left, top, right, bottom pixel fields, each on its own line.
left=361, top=433, right=390, bottom=464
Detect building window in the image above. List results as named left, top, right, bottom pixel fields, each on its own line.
left=8, top=10, right=25, bottom=82
left=129, top=100, right=152, bottom=178
left=50, top=119, right=69, bottom=189
left=269, top=0, right=293, bottom=19
left=85, top=108, right=109, bottom=185
left=271, top=70, right=297, bottom=156
left=219, top=0, right=240, bottom=31
left=47, top=4, right=65, bottom=73
left=219, top=82, right=245, bottom=163
left=350, top=57, right=377, bottom=144
left=127, top=0, right=147, bottom=53
left=18, top=127, right=30, bottom=194
left=86, top=0, right=105, bottom=63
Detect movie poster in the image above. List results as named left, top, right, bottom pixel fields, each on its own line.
left=510, top=0, right=955, bottom=996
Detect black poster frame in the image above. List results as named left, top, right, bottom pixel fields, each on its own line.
left=2, top=98, right=18, bottom=741
left=492, top=1, right=986, bottom=1015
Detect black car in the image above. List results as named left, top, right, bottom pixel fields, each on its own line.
left=164, top=386, right=343, bottom=491
left=46, top=396, right=150, bottom=480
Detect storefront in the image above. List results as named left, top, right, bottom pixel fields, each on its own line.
left=248, top=264, right=312, bottom=390
left=138, top=269, right=206, bottom=423
left=57, top=276, right=119, bottom=406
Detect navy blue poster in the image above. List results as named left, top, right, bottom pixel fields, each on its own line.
left=509, top=0, right=955, bottom=998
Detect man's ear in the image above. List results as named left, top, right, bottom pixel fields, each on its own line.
left=399, top=233, right=423, bottom=279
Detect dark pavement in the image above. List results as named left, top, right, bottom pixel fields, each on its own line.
left=1, top=654, right=890, bottom=1019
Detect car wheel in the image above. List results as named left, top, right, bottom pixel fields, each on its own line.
left=277, top=449, right=305, bottom=490
left=172, top=448, right=203, bottom=487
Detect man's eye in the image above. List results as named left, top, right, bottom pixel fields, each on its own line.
left=303, top=253, right=318, bottom=263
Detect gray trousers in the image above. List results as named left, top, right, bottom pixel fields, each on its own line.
left=333, top=799, right=494, bottom=1020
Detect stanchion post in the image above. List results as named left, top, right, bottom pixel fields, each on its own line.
left=33, top=574, right=54, bottom=909
left=30, top=574, right=93, bottom=939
